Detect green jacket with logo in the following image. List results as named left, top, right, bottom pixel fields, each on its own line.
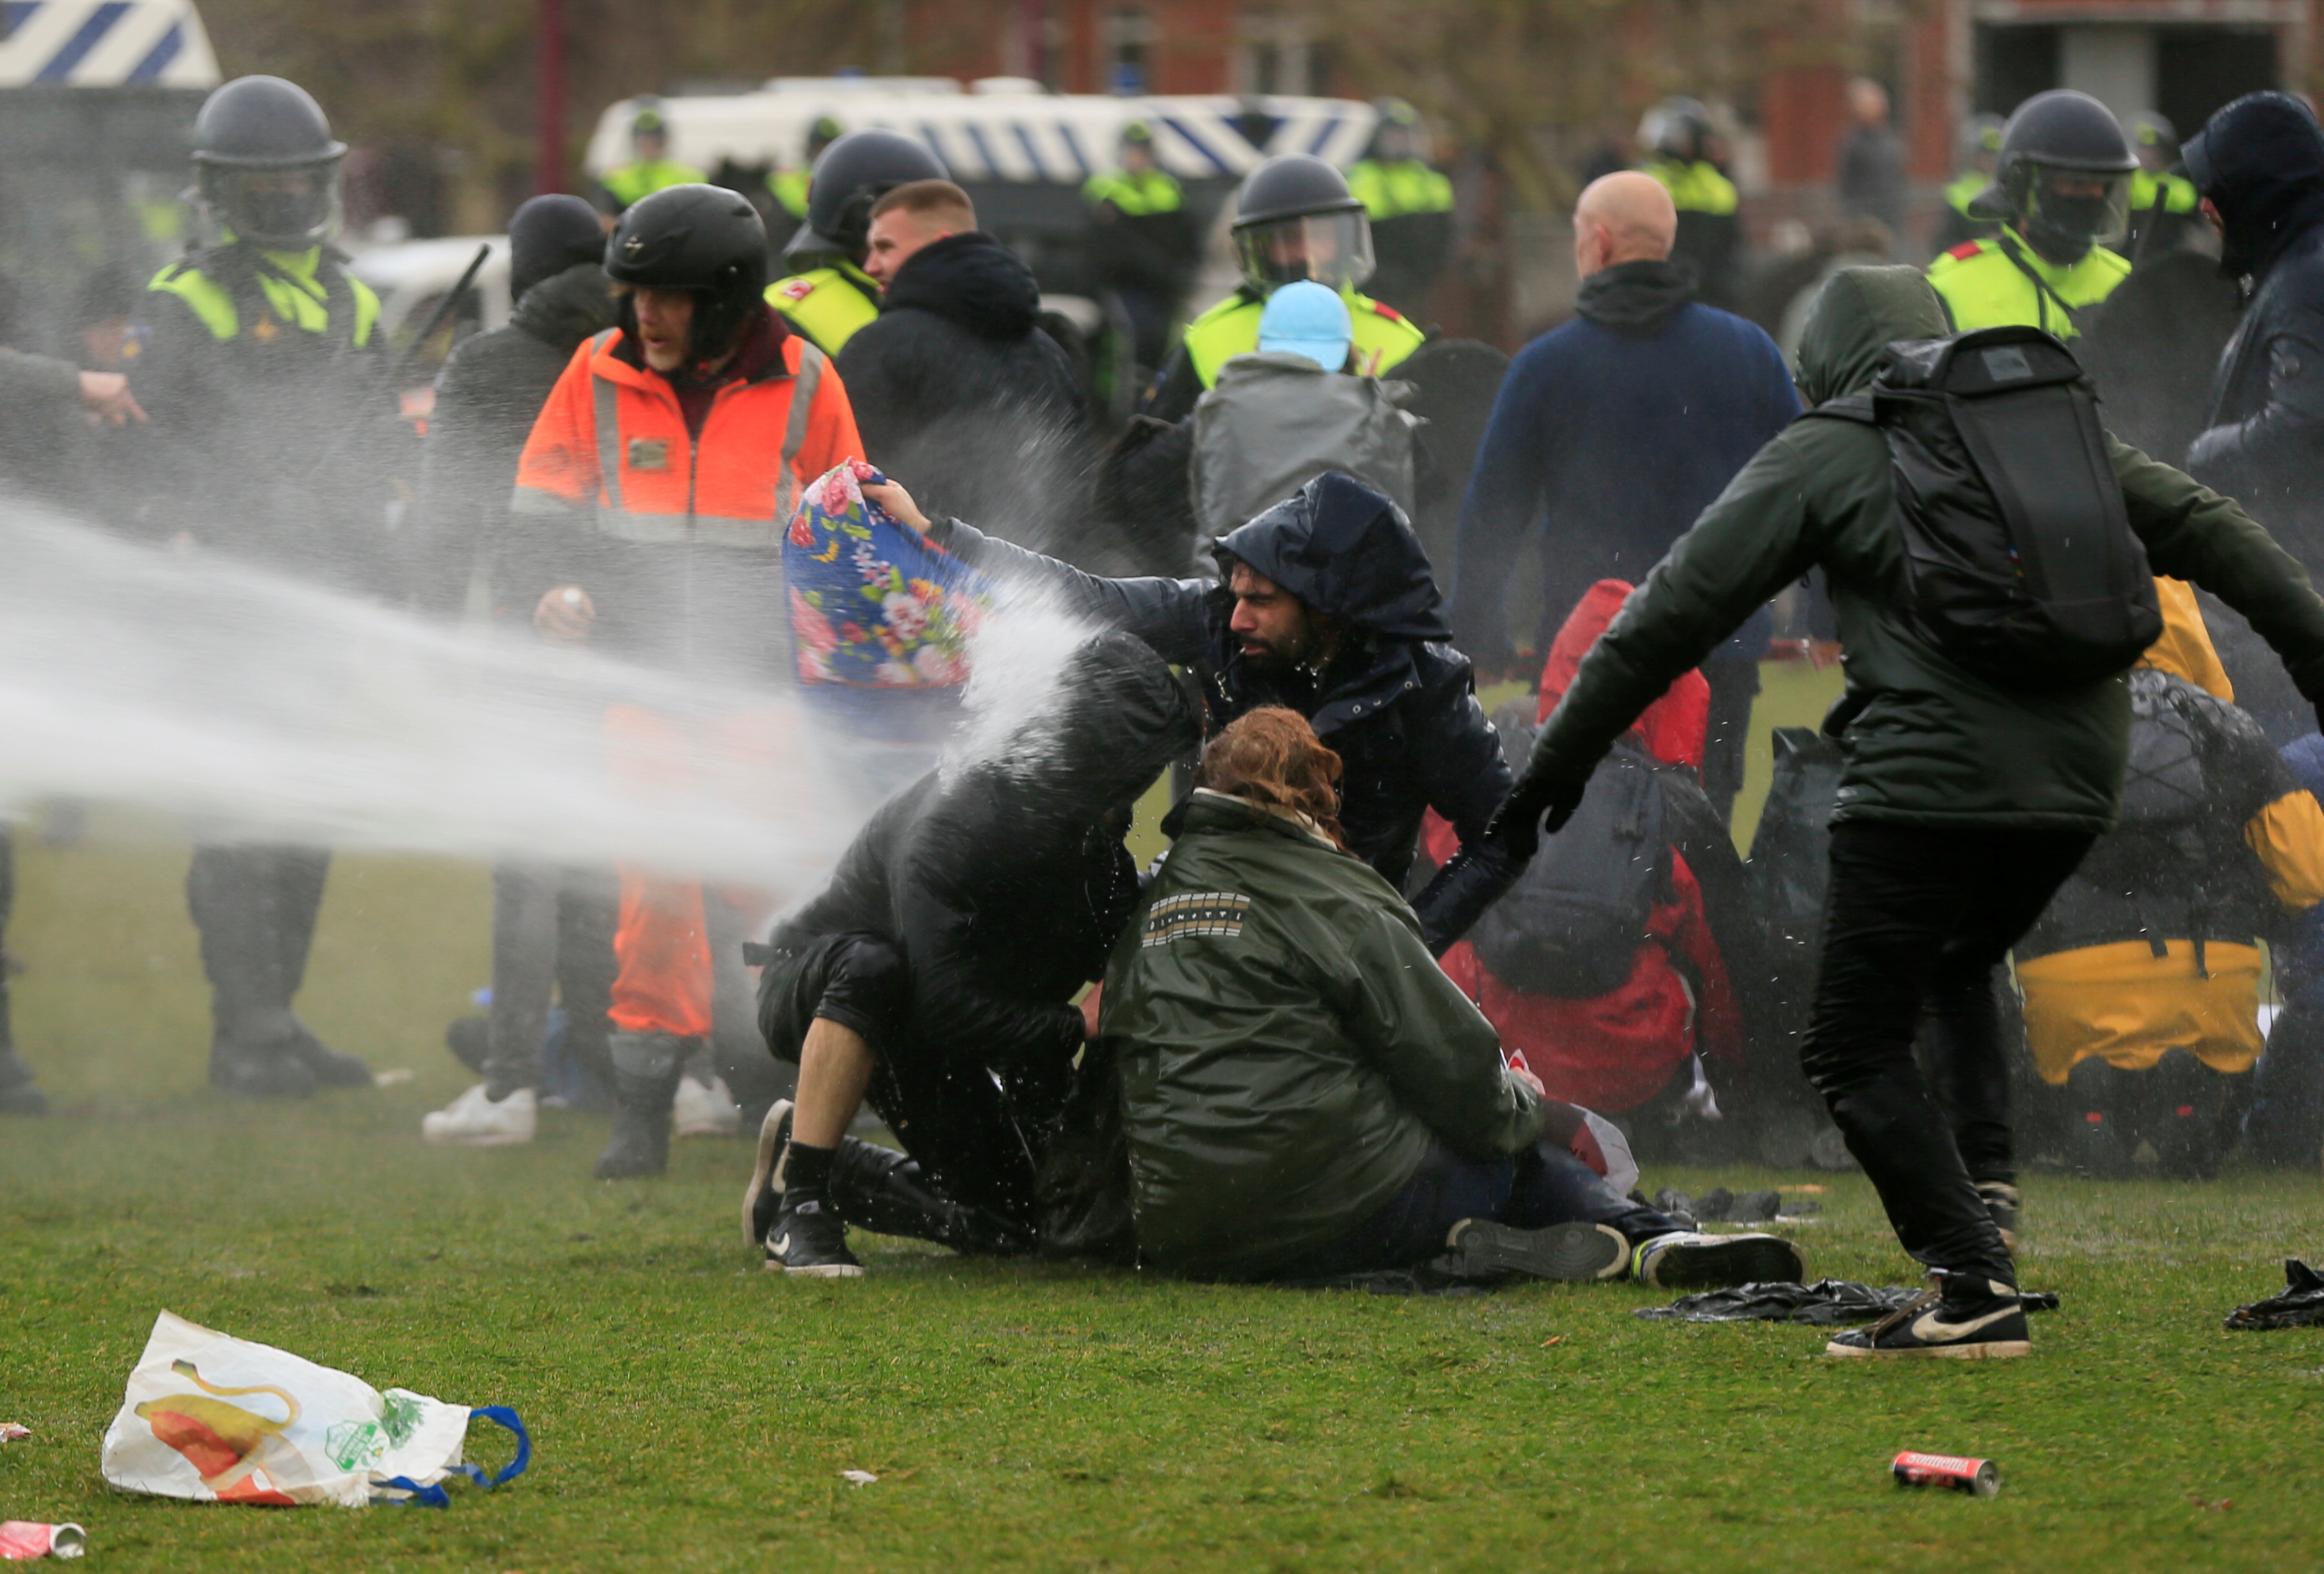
left=1102, top=791, right=1543, bottom=1279
left=1524, top=265, right=2324, bottom=834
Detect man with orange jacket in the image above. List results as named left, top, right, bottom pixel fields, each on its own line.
left=508, top=183, right=865, bottom=1178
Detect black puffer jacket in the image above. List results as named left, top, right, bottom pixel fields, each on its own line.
left=836, top=231, right=1087, bottom=551
left=768, top=630, right=1201, bottom=1083
left=931, top=471, right=1518, bottom=952
left=2187, top=93, right=2324, bottom=569
left=414, top=262, right=616, bottom=612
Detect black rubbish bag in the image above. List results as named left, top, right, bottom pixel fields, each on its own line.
left=2225, top=1259, right=2324, bottom=1330
left=1636, top=1279, right=2060, bottom=1326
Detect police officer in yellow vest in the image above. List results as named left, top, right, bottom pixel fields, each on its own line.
left=1928, top=89, right=2137, bottom=340
left=1142, top=153, right=1426, bottom=423
left=766, top=114, right=844, bottom=257
left=1084, top=121, right=1199, bottom=371
left=595, top=103, right=706, bottom=219
left=1637, top=96, right=1740, bottom=309
left=126, top=75, right=398, bottom=1101
left=1346, top=98, right=1456, bottom=318
left=764, top=128, right=947, bottom=356
left=2123, top=110, right=2202, bottom=257
left=1935, top=114, right=2005, bottom=253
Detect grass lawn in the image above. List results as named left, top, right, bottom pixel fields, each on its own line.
left=6, top=759, right=2324, bottom=1570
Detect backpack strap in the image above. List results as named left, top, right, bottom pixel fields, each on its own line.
left=1994, top=232, right=2089, bottom=339
left=1797, top=392, right=1877, bottom=426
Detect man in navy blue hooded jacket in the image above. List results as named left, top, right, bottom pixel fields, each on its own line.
left=868, top=469, right=1516, bottom=955
left=1449, top=172, right=1798, bottom=819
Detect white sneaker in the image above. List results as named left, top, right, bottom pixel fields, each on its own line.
left=421, top=1083, right=537, bottom=1147
left=672, top=1074, right=740, bottom=1138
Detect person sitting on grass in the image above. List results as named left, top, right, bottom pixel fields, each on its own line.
left=742, top=629, right=1203, bottom=1277
left=1096, top=706, right=1809, bottom=1288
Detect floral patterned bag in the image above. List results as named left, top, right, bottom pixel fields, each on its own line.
left=786, top=460, right=991, bottom=689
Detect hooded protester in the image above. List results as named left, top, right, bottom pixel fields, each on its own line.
left=835, top=181, right=1086, bottom=550
left=2012, top=581, right=2324, bottom=1178
left=1102, top=706, right=1805, bottom=1287
left=1495, top=265, right=2324, bottom=1358
left=869, top=469, right=1518, bottom=955
left=743, top=630, right=1203, bottom=1276
left=413, top=194, right=615, bottom=616
left=1449, top=171, right=1797, bottom=821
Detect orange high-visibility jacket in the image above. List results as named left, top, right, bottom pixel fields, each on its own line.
left=512, top=325, right=862, bottom=547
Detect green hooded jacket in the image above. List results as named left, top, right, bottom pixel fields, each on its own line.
left=1526, top=265, right=2324, bottom=832
left=1100, top=791, right=1544, bottom=1279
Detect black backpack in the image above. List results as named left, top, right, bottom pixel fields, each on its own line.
left=1812, top=325, right=2161, bottom=691
left=1471, top=732, right=1667, bottom=998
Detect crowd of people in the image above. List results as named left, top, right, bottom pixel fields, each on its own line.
left=13, top=69, right=2324, bottom=1360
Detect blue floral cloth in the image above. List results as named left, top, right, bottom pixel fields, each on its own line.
left=786, top=460, right=992, bottom=688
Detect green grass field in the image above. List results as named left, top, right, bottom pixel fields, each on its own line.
left=8, top=688, right=2324, bottom=1570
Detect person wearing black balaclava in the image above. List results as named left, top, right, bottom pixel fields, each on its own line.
left=2184, top=92, right=2324, bottom=742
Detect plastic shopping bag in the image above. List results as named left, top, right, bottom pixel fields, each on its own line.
left=100, top=1312, right=529, bottom=1508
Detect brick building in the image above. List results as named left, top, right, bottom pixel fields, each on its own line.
left=988, top=0, right=1332, bottom=97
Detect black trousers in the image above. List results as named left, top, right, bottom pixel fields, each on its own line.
left=482, top=863, right=618, bottom=1101
left=185, top=842, right=330, bottom=1042
left=757, top=931, right=1051, bottom=1227
left=1802, top=821, right=2094, bottom=1285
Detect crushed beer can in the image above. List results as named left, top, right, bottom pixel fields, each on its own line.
left=1892, top=1451, right=2000, bottom=1497
left=0, top=1522, right=85, bottom=1560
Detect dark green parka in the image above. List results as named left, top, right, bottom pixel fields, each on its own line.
left=1100, top=791, right=1543, bottom=1279
left=1526, top=266, right=2324, bottom=832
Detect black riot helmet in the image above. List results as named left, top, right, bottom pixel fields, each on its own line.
left=2130, top=110, right=2179, bottom=170
left=607, top=184, right=771, bottom=360
left=1975, top=89, right=2137, bottom=264
left=788, top=129, right=948, bottom=262
left=1230, top=154, right=1374, bottom=293
left=1641, top=96, right=1715, bottom=163
left=190, top=75, right=348, bottom=250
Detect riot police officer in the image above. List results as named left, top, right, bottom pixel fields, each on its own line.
left=1082, top=120, right=1198, bottom=375
left=1346, top=98, right=1456, bottom=318
left=596, top=102, right=706, bottom=218
left=1141, top=153, right=1426, bottom=425
left=2123, top=111, right=2202, bottom=257
left=1935, top=114, right=2004, bottom=253
left=763, top=128, right=947, bottom=356
left=127, top=75, right=400, bottom=1099
left=768, top=115, right=844, bottom=230
left=1926, top=89, right=2137, bottom=339
left=1637, top=96, right=1740, bottom=309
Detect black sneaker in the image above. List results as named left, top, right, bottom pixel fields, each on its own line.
left=742, top=1100, right=795, bottom=1250
left=1437, top=1220, right=1629, bottom=1283
left=1632, top=1231, right=1808, bottom=1290
left=1978, top=1182, right=2021, bottom=1252
left=1824, top=1272, right=2031, bottom=1359
left=766, top=1192, right=863, bottom=1278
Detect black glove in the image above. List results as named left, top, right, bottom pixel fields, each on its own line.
left=1483, top=766, right=1589, bottom=864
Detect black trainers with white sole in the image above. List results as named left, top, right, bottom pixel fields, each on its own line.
left=766, top=1191, right=863, bottom=1278
left=1437, top=1220, right=1630, bottom=1283
left=1824, top=1272, right=2031, bottom=1359
left=1632, top=1231, right=1808, bottom=1290
left=742, top=1099, right=795, bottom=1250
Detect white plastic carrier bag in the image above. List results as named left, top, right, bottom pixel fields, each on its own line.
left=100, top=1311, right=530, bottom=1508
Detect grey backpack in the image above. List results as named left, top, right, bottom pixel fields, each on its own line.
left=1190, top=352, right=1420, bottom=549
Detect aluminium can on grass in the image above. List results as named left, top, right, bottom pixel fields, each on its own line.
left=1892, top=1452, right=2000, bottom=1497
left=0, top=1521, right=86, bottom=1560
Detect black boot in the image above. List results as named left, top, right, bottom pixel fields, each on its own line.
left=191, top=844, right=358, bottom=1099
left=0, top=1045, right=46, bottom=1116
left=829, top=1136, right=1033, bottom=1256
left=594, top=1030, right=685, bottom=1179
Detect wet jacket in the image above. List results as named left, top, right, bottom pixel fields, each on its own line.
left=1450, top=259, right=1798, bottom=666
left=928, top=471, right=1517, bottom=951
left=1522, top=265, right=2324, bottom=836
left=2015, top=582, right=2324, bottom=1081
left=1103, top=790, right=1544, bottom=1279
left=835, top=232, right=1086, bottom=542
left=769, top=631, right=1201, bottom=1087
left=414, top=262, right=616, bottom=612
left=510, top=304, right=863, bottom=679
left=2186, top=95, right=2324, bottom=569
left=1143, top=286, right=1426, bottom=425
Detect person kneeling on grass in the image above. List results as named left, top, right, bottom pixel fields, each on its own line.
left=1098, top=706, right=1807, bottom=1288
left=742, top=629, right=1204, bottom=1276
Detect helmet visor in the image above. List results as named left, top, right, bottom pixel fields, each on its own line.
left=205, top=161, right=341, bottom=248
left=2022, top=162, right=2132, bottom=248
left=1234, top=210, right=1374, bottom=291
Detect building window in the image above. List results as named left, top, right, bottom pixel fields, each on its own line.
left=1236, top=10, right=1316, bottom=96
left=1105, top=6, right=1155, bottom=95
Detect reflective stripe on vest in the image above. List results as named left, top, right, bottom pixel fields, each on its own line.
left=147, top=250, right=381, bottom=347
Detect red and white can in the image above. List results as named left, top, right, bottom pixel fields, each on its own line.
left=1892, top=1452, right=2000, bottom=1497
left=0, top=1522, right=86, bottom=1561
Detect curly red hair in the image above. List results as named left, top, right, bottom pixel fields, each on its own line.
left=1196, top=706, right=1347, bottom=848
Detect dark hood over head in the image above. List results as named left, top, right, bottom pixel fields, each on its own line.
left=883, top=230, right=1042, bottom=341
left=511, top=261, right=617, bottom=347
left=1574, top=258, right=1697, bottom=337
left=1793, top=264, right=1949, bottom=406
left=2186, top=92, right=2324, bottom=279
left=1215, top=471, right=1452, bottom=640
left=1007, top=630, right=1203, bottom=818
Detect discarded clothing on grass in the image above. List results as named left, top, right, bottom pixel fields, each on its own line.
left=1637, top=1279, right=2059, bottom=1325
left=1652, top=1187, right=1795, bottom=1224
left=2224, top=1259, right=2324, bottom=1329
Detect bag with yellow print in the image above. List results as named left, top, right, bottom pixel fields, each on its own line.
left=100, top=1311, right=529, bottom=1508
